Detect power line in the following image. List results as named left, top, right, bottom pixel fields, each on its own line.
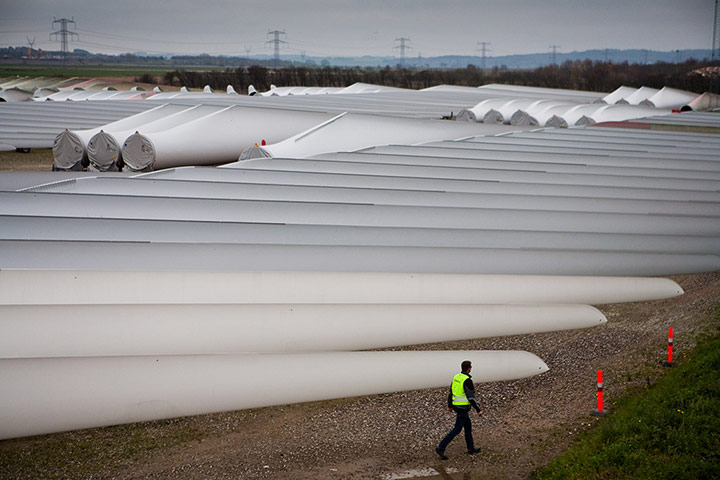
left=394, top=37, right=411, bottom=65
left=73, top=40, right=170, bottom=55
left=74, top=27, right=255, bottom=46
left=291, top=38, right=387, bottom=51
left=50, top=17, right=78, bottom=61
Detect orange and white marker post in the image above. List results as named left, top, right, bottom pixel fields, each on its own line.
left=591, top=369, right=608, bottom=417
left=663, top=327, right=676, bottom=367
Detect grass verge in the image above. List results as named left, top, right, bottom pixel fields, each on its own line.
left=0, top=418, right=208, bottom=479
left=0, top=65, right=175, bottom=79
left=533, top=306, right=720, bottom=480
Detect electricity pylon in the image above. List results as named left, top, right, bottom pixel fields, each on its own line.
left=26, top=36, right=36, bottom=58
left=476, top=41, right=491, bottom=69
left=265, top=30, right=288, bottom=64
left=394, top=37, right=411, bottom=66
left=549, top=45, right=560, bottom=65
left=50, top=17, right=79, bottom=62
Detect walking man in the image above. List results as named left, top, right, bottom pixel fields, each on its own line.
left=435, top=360, right=482, bottom=460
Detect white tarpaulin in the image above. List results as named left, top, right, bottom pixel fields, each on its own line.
left=624, top=86, right=660, bottom=105
left=643, top=87, right=699, bottom=109
left=457, top=98, right=516, bottom=122
left=687, top=92, right=720, bottom=111
left=87, top=105, right=222, bottom=171
left=0, top=87, right=33, bottom=102
left=590, top=104, right=672, bottom=123
left=51, top=104, right=190, bottom=171
left=602, top=86, right=637, bottom=105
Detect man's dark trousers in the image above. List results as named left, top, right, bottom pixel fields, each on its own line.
left=438, top=407, right=474, bottom=452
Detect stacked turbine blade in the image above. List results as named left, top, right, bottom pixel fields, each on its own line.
left=1, top=82, right=717, bottom=440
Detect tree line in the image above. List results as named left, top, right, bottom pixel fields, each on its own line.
left=159, top=59, right=719, bottom=95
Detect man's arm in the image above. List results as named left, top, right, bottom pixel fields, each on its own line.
left=463, top=378, right=481, bottom=413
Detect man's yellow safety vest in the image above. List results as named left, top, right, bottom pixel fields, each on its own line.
left=451, top=373, right=471, bottom=406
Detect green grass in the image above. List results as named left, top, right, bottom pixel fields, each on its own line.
left=0, top=64, right=230, bottom=79
left=533, top=309, right=720, bottom=480
left=0, top=65, right=175, bottom=79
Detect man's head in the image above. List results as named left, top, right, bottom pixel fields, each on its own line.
left=461, top=360, right=472, bottom=373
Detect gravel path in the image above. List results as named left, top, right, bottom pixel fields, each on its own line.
left=1, top=272, right=718, bottom=480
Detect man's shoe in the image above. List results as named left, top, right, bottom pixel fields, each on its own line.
left=435, top=447, right=448, bottom=460
left=466, top=447, right=481, bottom=455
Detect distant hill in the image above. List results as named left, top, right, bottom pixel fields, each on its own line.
left=2, top=45, right=715, bottom=69
left=279, top=49, right=715, bottom=69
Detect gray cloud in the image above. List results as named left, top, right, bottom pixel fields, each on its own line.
left=1, top=0, right=715, bottom=57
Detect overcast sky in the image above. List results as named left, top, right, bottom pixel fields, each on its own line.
left=1, top=0, right=716, bottom=58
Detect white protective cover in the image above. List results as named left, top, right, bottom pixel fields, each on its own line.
left=509, top=99, right=561, bottom=126
left=254, top=83, right=389, bottom=97
left=482, top=109, right=504, bottom=124
left=35, top=88, right=85, bottom=101
left=457, top=98, right=517, bottom=122
left=530, top=103, right=578, bottom=127
left=301, top=87, right=344, bottom=94
left=524, top=100, right=564, bottom=118
left=559, top=104, right=607, bottom=125
left=643, top=87, right=699, bottom=109
left=87, top=105, right=222, bottom=170
left=545, top=115, right=568, bottom=128
left=510, top=110, right=539, bottom=126
left=337, top=82, right=404, bottom=94
left=602, top=86, right=637, bottom=105
left=63, top=90, right=118, bottom=101
left=51, top=129, right=87, bottom=170
left=31, top=87, right=59, bottom=98
left=687, top=92, right=720, bottom=111
left=0, top=87, right=33, bottom=102
left=496, top=99, right=542, bottom=124
left=590, top=104, right=671, bottom=123
left=624, top=86, right=660, bottom=105
left=86, top=131, right=122, bottom=171
left=52, top=104, right=190, bottom=169
left=121, top=106, right=336, bottom=170
left=0, top=350, right=548, bottom=439
left=238, top=113, right=491, bottom=160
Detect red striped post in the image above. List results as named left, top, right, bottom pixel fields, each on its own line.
left=591, top=369, right=608, bottom=416
left=663, top=327, right=675, bottom=367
